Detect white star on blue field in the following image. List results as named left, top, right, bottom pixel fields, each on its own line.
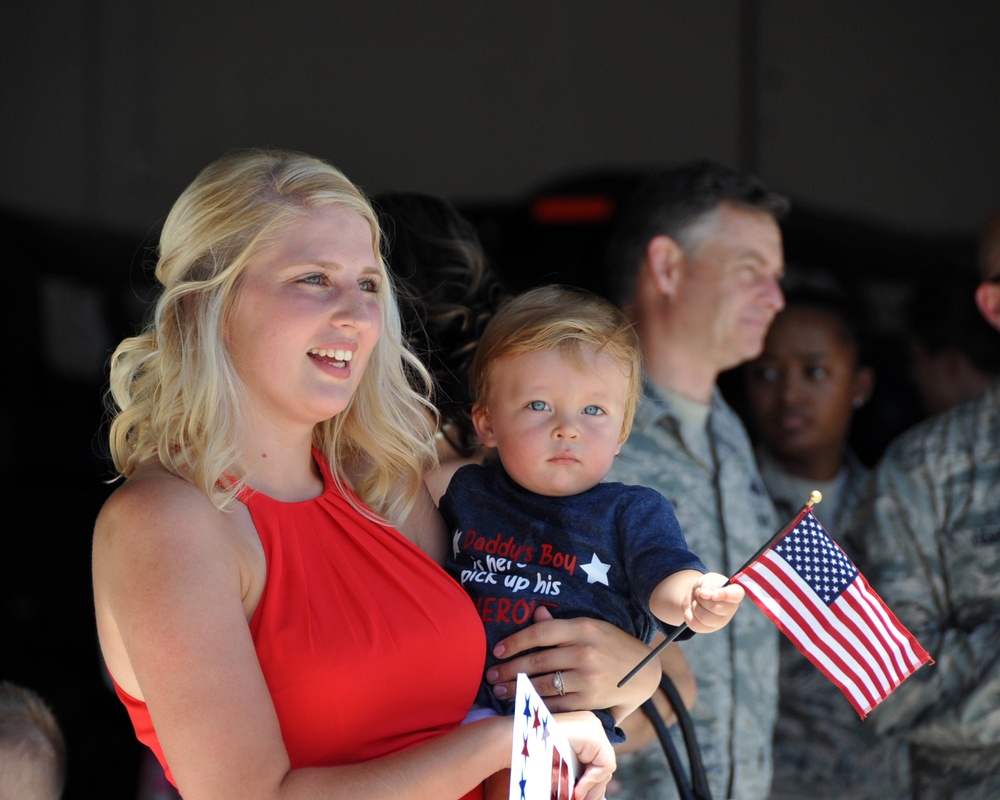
left=580, top=553, right=611, bottom=585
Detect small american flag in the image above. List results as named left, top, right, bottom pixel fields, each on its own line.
left=730, top=506, right=932, bottom=718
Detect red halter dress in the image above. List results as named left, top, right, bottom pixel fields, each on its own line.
left=113, top=453, right=486, bottom=798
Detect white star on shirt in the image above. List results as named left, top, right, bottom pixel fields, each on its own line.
left=580, top=553, right=611, bottom=586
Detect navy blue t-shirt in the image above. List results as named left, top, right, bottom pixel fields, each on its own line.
left=441, top=459, right=706, bottom=720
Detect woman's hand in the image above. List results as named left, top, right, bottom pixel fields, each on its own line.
left=486, top=606, right=661, bottom=721
left=615, top=640, right=696, bottom=754
left=553, top=711, right=616, bottom=800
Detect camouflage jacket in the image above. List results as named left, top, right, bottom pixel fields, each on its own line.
left=755, top=445, right=870, bottom=535
left=608, top=380, right=779, bottom=800
left=848, top=379, right=1000, bottom=795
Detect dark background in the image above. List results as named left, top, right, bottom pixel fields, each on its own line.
left=2, top=3, right=998, bottom=797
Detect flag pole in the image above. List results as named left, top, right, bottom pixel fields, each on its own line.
left=616, top=490, right=823, bottom=688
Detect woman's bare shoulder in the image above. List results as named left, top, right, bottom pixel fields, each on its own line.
left=94, top=463, right=264, bottom=699
left=93, top=463, right=257, bottom=588
left=101, top=461, right=208, bottom=504
left=97, top=464, right=226, bottom=541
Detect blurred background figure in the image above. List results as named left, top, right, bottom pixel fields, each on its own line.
left=375, top=192, right=509, bottom=503
left=0, top=681, right=66, bottom=800
left=743, top=279, right=874, bottom=531
left=848, top=209, right=1000, bottom=799
left=905, top=273, right=1000, bottom=417
left=741, top=280, right=911, bottom=799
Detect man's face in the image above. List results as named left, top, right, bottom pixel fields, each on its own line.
left=672, top=202, right=785, bottom=372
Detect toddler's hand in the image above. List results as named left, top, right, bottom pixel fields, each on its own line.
left=685, top=572, right=744, bottom=632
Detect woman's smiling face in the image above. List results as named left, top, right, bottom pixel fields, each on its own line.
left=226, top=205, right=383, bottom=432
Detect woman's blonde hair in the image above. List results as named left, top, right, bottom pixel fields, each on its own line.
left=107, top=149, right=435, bottom=524
left=470, top=284, right=642, bottom=441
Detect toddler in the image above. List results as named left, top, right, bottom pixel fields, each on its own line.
left=441, top=285, right=745, bottom=745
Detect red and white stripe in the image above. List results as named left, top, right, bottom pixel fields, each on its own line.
left=734, top=548, right=931, bottom=718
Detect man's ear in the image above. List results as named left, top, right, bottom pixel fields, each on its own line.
left=471, top=403, right=498, bottom=448
left=645, top=234, right=685, bottom=298
left=975, top=281, right=1000, bottom=333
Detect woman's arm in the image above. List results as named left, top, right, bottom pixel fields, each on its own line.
left=95, top=470, right=301, bottom=799
left=397, top=476, right=450, bottom=564
left=280, top=713, right=614, bottom=800
left=614, top=640, right=696, bottom=755
left=484, top=606, right=662, bottom=724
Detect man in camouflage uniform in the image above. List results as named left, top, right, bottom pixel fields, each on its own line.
left=605, top=161, right=787, bottom=800
left=848, top=212, right=1000, bottom=800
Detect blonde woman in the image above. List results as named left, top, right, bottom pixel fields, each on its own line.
left=93, top=150, right=658, bottom=800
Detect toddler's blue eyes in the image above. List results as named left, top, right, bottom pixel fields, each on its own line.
left=526, top=401, right=605, bottom=414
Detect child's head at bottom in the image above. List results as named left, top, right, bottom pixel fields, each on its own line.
left=470, top=285, right=641, bottom=497
left=0, top=681, right=66, bottom=800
